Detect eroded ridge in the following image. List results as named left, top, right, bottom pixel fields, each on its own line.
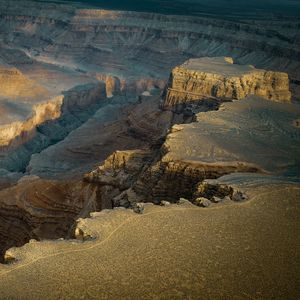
left=163, top=57, right=292, bottom=110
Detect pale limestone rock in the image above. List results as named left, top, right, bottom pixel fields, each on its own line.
left=163, top=57, right=291, bottom=109
left=178, top=198, right=191, bottom=205
left=195, top=197, right=212, bottom=207
left=161, top=200, right=171, bottom=206
left=133, top=203, right=145, bottom=214
left=162, top=97, right=300, bottom=176
left=232, top=190, right=248, bottom=202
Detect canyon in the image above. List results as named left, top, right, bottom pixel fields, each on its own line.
left=0, top=0, right=299, bottom=299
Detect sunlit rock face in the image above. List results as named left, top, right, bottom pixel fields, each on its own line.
left=83, top=62, right=298, bottom=209
left=0, top=0, right=299, bottom=180
left=0, top=66, right=49, bottom=101
left=163, top=57, right=292, bottom=109
left=0, top=83, right=107, bottom=175
left=85, top=96, right=300, bottom=208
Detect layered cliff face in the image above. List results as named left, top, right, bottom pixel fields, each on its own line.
left=0, top=176, right=111, bottom=262
left=81, top=59, right=297, bottom=207
left=84, top=95, right=300, bottom=208
left=163, top=57, right=292, bottom=109
left=1, top=0, right=300, bottom=81
left=0, top=0, right=299, bottom=176
left=0, top=94, right=173, bottom=260
left=0, top=96, right=63, bottom=147
left=0, top=82, right=108, bottom=174
left=0, top=0, right=300, bottom=279
left=0, top=66, right=49, bottom=101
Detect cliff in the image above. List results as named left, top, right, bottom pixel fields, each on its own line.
left=163, top=57, right=292, bottom=109
left=0, top=96, right=63, bottom=147
left=84, top=96, right=300, bottom=208
left=0, top=66, right=50, bottom=101
left=0, top=82, right=106, bottom=173
left=1, top=1, right=300, bottom=83
left=1, top=185, right=299, bottom=299
left=0, top=176, right=107, bottom=262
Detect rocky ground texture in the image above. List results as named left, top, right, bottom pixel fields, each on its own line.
left=0, top=184, right=299, bottom=299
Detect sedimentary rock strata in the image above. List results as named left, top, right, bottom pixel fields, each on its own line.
left=0, top=95, right=63, bottom=147
left=0, top=176, right=111, bottom=262
left=163, top=97, right=300, bottom=175
left=0, top=2, right=299, bottom=297
left=163, top=57, right=292, bottom=109
left=0, top=0, right=299, bottom=179
left=26, top=95, right=171, bottom=179
left=0, top=82, right=106, bottom=173
left=83, top=58, right=299, bottom=209
left=85, top=95, right=300, bottom=208
left=0, top=66, right=49, bottom=101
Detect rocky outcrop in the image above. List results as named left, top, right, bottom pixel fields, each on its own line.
left=0, top=82, right=106, bottom=172
left=0, top=96, right=63, bottom=147
left=132, top=160, right=260, bottom=205
left=85, top=96, right=300, bottom=208
left=163, top=57, right=292, bottom=109
left=26, top=95, right=172, bottom=179
left=94, top=74, right=165, bottom=99
left=84, top=150, right=153, bottom=207
left=0, top=177, right=108, bottom=262
left=140, top=97, right=300, bottom=204
left=162, top=97, right=300, bottom=176
left=85, top=150, right=153, bottom=188
left=93, top=74, right=122, bottom=98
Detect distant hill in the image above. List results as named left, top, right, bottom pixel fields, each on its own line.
left=34, top=0, right=300, bottom=18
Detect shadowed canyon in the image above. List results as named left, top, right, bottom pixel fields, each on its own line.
left=0, top=0, right=299, bottom=299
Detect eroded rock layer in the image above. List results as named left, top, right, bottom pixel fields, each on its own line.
left=0, top=82, right=107, bottom=174
left=84, top=96, right=300, bottom=208
left=0, top=176, right=112, bottom=262
left=1, top=0, right=299, bottom=177
left=163, top=57, right=291, bottom=109
left=1, top=185, right=299, bottom=299
left=0, top=0, right=299, bottom=279
left=0, top=95, right=173, bottom=258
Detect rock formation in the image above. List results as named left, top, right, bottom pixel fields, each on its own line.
left=0, top=1, right=299, bottom=298
left=26, top=95, right=171, bottom=179
left=163, top=57, right=292, bottom=110
left=0, top=96, right=63, bottom=147
left=81, top=59, right=298, bottom=209
left=0, top=82, right=106, bottom=173
left=140, top=97, right=300, bottom=202
left=1, top=0, right=299, bottom=179
left=1, top=185, right=299, bottom=299
left=84, top=95, right=300, bottom=208
left=0, top=176, right=111, bottom=262
left=0, top=66, right=49, bottom=101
